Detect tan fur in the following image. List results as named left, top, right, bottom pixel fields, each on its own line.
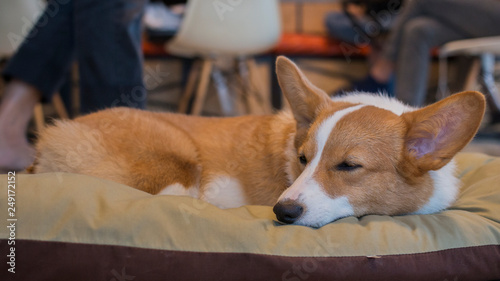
left=274, top=56, right=485, bottom=219
left=35, top=108, right=296, bottom=205
left=301, top=106, right=433, bottom=215
left=34, top=56, right=485, bottom=225
left=401, top=91, right=486, bottom=176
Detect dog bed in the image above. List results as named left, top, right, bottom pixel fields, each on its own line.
left=1, top=152, right=499, bottom=280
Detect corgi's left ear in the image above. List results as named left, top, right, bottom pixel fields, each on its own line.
left=276, top=56, right=332, bottom=129
left=401, top=91, right=485, bottom=174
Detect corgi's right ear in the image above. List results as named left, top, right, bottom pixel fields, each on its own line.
left=276, top=56, right=332, bottom=129
left=400, top=91, right=485, bottom=175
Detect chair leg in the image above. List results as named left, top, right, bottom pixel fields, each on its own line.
left=463, top=58, right=481, bottom=91
left=238, top=57, right=271, bottom=115
left=33, top=104, right=45, bottom=132
left=33, top=93, right=69, bottom=132
left=237, top=57, right=253, bottom=114
left=52, top=93, right=69, bottom=119
left=211, top=65, right=234, bottom=116
left=246, top=58, right=272, bottom=114
left=480, top=53, right=500, bottom=112
left=191, top=59, right=213, bottom=115
left=438, top=56, right=449, bottom=100
left=269, top=55, right=282, bottom=110
left=178, top=60, right=200, bottom=113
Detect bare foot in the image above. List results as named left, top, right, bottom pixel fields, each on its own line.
left=0, top=138, right=35, bottom=172
left=0, top=79, right=40, bottom=171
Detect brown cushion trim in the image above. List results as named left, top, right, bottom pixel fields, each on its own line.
left=1, top=239, right=499, bottom=281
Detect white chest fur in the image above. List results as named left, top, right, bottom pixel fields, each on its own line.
left=157, top=175, right=249, bottom=209
left=157, top=183, right=199, bottom=198
left=201, top=176, right=249, bottom=209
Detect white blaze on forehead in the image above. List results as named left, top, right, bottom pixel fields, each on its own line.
left=279, top=104, right=366, bottom=202
left=332, top=92, right=416, bottom=115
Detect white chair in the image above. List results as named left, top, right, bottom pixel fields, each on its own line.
left=0, top=0, right=42, bottom=57
left=0, top=0, right=68, bottom=131
left=438, top=36, right=500, bottom=113
left=167, top=0, right=281, bottom=115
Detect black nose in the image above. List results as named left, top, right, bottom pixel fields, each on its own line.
left=273, top=200, right=304, bottom=224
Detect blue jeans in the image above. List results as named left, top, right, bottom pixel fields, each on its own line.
left=3, top=0, right=148, bottom=114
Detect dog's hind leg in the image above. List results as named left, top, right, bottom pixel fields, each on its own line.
left=128, top=150, right=202, bottom=195
left=34, top=116, right=202, bottom=196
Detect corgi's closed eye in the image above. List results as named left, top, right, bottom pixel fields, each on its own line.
left=298, top=154, right=307, bottom=165
left=336, top=162, right=362, bottom=171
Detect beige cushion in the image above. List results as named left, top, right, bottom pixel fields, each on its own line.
left=1, top=152, right=499, bottom=280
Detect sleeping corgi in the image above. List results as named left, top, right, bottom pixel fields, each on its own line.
left=33, top=56, right=485, bottom=228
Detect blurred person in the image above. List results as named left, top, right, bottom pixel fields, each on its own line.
left=0, top=0, right=148, bottom=172
left=343, top=0, right=500, bottom=106
left=325, top=0, right=401, bottom=50
left=325, top=0, right=403, bottom=95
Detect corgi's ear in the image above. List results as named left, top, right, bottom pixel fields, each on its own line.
left=401, top=91, right=485, bottom=174
left=276, top=56, right=332, bottom=129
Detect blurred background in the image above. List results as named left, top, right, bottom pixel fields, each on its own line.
left=1, top=0, right=499, bottom=158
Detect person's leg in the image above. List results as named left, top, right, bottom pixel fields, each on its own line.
left=408, top=0, right=500, bottom=39
left=0, top=0, right=74, bottom=170
left=2, top=0, right=74, bottom=101
left=74, top=0, right=148, bottom=114
left=341, top=0, right=408, bottom=94
left=377, top=0, right=500, bottom=81
left=360, top=0, right=421, bottom=84
left=394, top=17, right=465, bottom=106
left=325, top=12, right=362, bottom=45
left=365, top=0, right=500, bottom=100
